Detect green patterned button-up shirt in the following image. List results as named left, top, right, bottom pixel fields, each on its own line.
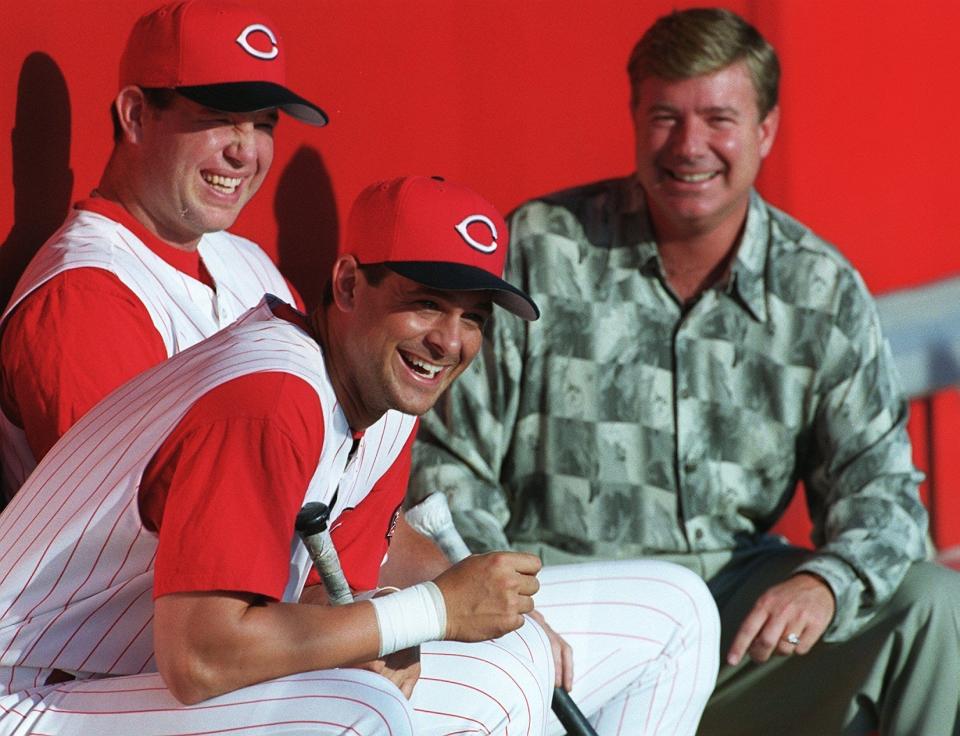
left=410, top=177, right=927, bottom=641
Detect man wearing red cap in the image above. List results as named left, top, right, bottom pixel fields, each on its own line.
left=0, top=0, right=327, bottom=502
left=0, top=176, right=558, bottom=734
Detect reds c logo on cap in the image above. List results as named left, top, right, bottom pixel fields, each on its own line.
left=455, top=215, right=498, bottom=254
left=236, top=23, right=279, bottom=60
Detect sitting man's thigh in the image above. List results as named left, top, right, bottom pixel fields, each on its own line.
left=703, top=556, right=960, bottom=736
left=415, top=616, right=555, bottom=735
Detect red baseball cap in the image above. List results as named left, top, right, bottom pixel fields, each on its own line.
left=344, top=176, right=539, bottom=321
left=119, top=0, right=327, bottom=126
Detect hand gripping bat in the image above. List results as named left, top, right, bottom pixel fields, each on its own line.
left=405, top=493, right=599, bottom=736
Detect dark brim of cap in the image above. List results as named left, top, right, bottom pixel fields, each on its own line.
left=385, top=261, right=540, bottom=321
left=177, top=81, right=328, bottom=126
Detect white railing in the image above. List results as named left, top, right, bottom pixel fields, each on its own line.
left=876, top=276, right=960, bottom=564
left=877, top=276, right=960, bottom=399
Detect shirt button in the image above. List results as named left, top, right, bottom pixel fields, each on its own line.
left=695, top=528, right=705, bottom=540
left=679, top=388, right=691, bottom=400
left=684, top=461, right=697, bottom=473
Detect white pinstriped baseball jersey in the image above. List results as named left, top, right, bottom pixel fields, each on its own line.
left=0, top=205, right=298, bottom=496
left=0, top=297, right=556, bottom=735
left=0, top=298, right=414, bottom=691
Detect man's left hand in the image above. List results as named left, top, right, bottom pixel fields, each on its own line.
left=527, top=608, right=573, bottom=691
left=726, top=572, right=835, bottom=666
left=353, top=646, right=422, bottom=698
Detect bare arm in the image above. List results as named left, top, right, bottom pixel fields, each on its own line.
left=379, top=514, right=451, bottom=589
left=154, top=590, right=380, bottom=704
left=154, top=550, right=541, bottom=704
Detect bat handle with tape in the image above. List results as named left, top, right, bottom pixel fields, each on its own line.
left=297, top=501, right=445, bottom=664
left=295, top=501, right=354, bottom=606
left=405, top=493, right=599, bottom=736
left=403, top=492, right=472, bottom=562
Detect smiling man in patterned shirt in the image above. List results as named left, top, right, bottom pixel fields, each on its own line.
left=410, top=8, right=960, bottom=735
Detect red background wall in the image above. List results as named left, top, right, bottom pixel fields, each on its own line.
left=3, top=0, right=960, bottom=546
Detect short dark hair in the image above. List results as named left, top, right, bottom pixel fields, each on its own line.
left=110, top=87, right=178, bottom=142
left=321, top=261, right=392, bottom=307
left=627, top=8, right=780, bottom=119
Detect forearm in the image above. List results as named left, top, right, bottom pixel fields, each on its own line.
left=799, top=472, right=926, bottom=640
left=805, top=339, right=927, bottom=639
left=155, top=551, right=542, bottom=703
left=154, top=591, right=380, bottom=704
left=378, top=514, right=450, bottom=589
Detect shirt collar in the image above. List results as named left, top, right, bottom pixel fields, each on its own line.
left=726, top=190, right=769, bottom=323
left=75, top=197, right=205, bottom=282
left=621, top=177, right=661, bottom=275
left=628, top=179, right=770, bottom=322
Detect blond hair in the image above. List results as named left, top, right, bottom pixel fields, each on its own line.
left=627, top=8, right=779, bottom=118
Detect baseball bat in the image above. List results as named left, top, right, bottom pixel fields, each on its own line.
left=295, top=501, right=354, bottom=605
left=405, top=493, right=598, bottom=736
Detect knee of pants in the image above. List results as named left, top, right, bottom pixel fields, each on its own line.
left=651, top=561, right=722, bottom=699
left=538, top=558, right=720, bottom=693
left=416, top=617, right=555, bottom=733
left=886, top=561, right=960, bottom=637
left=613, top=559, right=720, bottom=651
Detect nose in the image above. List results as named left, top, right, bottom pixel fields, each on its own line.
left=669, top=117, right=707, bottom=160
left=224, top=122, right=258, bottom=168
left=424, top=312, right=462, bottom=359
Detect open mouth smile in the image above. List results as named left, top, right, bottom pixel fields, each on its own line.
left=666, top=170, right=720, bottom=183
left=400, top=351, right=446, bottom=380
left=202, top=172, right=243, bottom=195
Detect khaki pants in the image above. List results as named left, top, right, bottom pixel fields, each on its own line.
left=661, top=545, right=960, bottom=735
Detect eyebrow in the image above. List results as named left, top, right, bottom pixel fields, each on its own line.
left=699, top=105, right=741, bottom=116
left=647, top=103, right=742, bottom=117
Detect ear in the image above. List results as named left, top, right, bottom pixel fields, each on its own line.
left=114, top=85, right=147, bottom=144
left=758, top=104, right=780, bottom=159
left=330, top=255, right=360, bottom=312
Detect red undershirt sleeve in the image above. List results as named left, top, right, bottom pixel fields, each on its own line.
left=330, top=419, right=419, bottom=591
left=284, top=279, right=306, bottom=312
left=141, top=372, right=325, bottom=601
left=0, top=268, right=168, bottom=462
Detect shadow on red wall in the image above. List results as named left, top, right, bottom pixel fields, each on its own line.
left=274, top=146, right=339, bottom=312
left=0, top=52, right=73, bottom=311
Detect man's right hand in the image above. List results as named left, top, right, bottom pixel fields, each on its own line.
left=433, top=551, right=542, bottom=642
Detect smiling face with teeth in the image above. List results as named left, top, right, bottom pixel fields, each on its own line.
left=326, top=259, right=492, bottom=429
left=128, top=91, right=278, bottom=249
left=631, top=61, right=779, bottom=241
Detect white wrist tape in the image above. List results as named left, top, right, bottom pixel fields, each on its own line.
left=369, top=581, right=447, bottom=657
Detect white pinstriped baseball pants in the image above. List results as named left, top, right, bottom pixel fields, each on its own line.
left=536, top=559, right=720, bottom=736
left=0, top=617, right=554, bottom=736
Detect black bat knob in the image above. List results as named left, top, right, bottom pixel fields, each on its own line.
left=296, top=502, right=332, bottom=536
